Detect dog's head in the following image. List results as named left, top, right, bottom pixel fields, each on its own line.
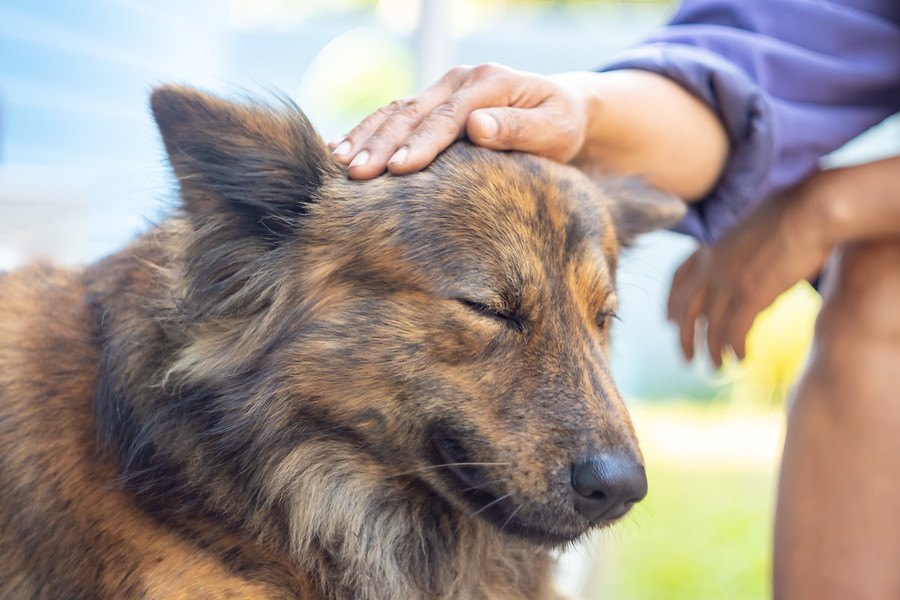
left=150, top=86, right=684, bottom=549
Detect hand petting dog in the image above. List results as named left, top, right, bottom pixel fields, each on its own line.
left=331, top=64, right=729, bottom=202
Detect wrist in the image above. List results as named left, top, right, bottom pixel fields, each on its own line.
left=547, top=71, right=606, bottom=164
left=791, top=169, right=856, bottom=248
left=812, top=157, right=900, bottom=244
left=554, top=71, right=644, bottom=166
left=816, top=185, right=854, bottom=247
left=784, top=174, right=850, bottom=257
left=553, top=69, right=729, bottom=200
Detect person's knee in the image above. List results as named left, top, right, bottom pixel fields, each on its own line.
left=815, top=240, right=900, bottom=345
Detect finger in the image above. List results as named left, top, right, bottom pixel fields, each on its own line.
left=387, top=64, right=541, bottom=175
left=465, top=104, right=580, bottom=159
left=668, top=251, right=705, bottom=361
left=336, top=66, right=468, bottom=172
left=704, top=286, right=732, bottom=369
left=725, top=283, right=770, bottom=360
left=332, top=106, right=392, bottom=164
left=384, top=85, right=504, bottom=176
left=678, top=286, right=705, bottom=362
left=726, top=305, right=758, bottom=361
left=668, top=253, right=699, bottom=322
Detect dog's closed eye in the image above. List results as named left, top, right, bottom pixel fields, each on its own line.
left=457, top=299, right=526, bottom=334
left=595, top=310, right=618, bottom=331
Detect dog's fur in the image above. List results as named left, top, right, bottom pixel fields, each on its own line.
left=0, top=86, right=685, bottom=599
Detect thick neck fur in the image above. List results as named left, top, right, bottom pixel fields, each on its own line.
left=84, top=220, right=554, bottom=600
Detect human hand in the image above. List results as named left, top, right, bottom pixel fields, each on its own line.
left=667, top=178, right=836, bottom=368
left=330, top=64, right=591, bottom=179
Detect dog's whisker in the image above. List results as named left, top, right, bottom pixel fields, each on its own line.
left=452, top=491, right=516, bottom=537
left=386, top=463, right=511, bottom=479
left=461, top=478, right=505, bottom=492
left=463, top=492, right=515, bottom=524
left=499, top=503, right=524, bottom=534
left=421, top=462, right=512, bottom=469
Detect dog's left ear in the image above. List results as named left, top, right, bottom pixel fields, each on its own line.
left=600, top=178, right=687, bottom=246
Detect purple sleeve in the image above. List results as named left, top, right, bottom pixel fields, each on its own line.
left=600, top=0, right=900, bottom=243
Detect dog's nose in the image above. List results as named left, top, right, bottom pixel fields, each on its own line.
left=571, top=453, right=648, bottom=522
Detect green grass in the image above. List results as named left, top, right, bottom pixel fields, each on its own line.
left=596, top=462, right=776, bottom=600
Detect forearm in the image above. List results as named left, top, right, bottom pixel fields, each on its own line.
left=797, top=156, right=900, bottom=246
left=557, top=69, right=729, bottom=201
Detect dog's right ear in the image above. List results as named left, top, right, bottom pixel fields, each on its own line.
left=151, top=85, right=340, bottom=318
left=151, top=85, right=339, bottom=243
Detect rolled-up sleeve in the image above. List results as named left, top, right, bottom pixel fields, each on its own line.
left=600, top=0, right=900, bottom=242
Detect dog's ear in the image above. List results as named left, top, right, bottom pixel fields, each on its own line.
left=151, top=85, right=338, bottom=243
left=150, top=85, right=339, bottom=319
left=600, top=178, right=687, bottom=246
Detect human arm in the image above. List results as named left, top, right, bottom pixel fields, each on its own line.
left=602, top=0, right=900, bottom=242
left=649, top=0, right=900, bottom=364
left=332, top=65, right=728, bottom=201
left=668, top=155, right=900, bottom=366
left=336, top=1, right=900, bottom=240
left=809, top=157, right=900, bottom=245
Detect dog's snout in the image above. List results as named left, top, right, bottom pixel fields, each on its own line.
left=570, top=453, right=648, bottom=522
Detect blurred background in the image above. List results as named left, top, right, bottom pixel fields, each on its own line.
left=2, top=0, right=899, bottom=598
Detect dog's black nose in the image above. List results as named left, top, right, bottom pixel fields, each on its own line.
left=571, top=453, right=648, bottom=522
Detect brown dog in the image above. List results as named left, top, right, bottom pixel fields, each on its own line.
left=0, top=86, right=684, bottom=599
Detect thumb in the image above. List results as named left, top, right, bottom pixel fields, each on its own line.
left=466, top=106, right=577, bottom=161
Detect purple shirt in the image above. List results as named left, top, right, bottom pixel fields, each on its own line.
left=601, top=0, right=900, bottom=243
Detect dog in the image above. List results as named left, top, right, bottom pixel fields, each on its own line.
left=0, top=86, right=685, bottom=599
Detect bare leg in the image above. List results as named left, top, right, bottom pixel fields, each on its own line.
left=774, top=240, right=900, bottom=599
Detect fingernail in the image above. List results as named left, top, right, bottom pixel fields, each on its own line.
left=473, top=113, right=499, bottom=140
left=349, top=149, right=369, bottom=169
left=388, top=147, right=408, bottom=166
left=333, top=140, right=351, bottom=156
